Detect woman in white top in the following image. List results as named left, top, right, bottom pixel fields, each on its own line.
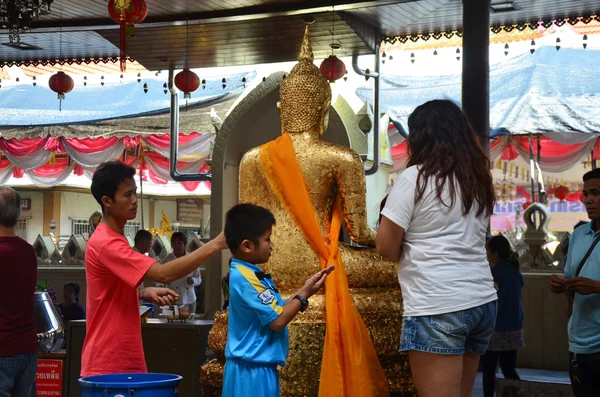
left=159, top=232, right=202, bottom=314
left=376, top=100, right=498, bottom=397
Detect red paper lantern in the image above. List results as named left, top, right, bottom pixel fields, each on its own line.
left=554, top=185, right=570, bottom=201
left=108, top=0, right=148, bottom=72
left=320, top=55, right=346, bottom=82
left=49, top=71, right=74, bottom=111
left=523, top=201, right=532, bottom=210
left=174, top=69, right=200, bottom=99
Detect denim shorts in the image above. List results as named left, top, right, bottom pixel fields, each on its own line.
left=400, top=300, right=497, bottom=355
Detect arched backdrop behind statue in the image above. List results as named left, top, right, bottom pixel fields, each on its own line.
left=206, top=71, right=352, bottom=315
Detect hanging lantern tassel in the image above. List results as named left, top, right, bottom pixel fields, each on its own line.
left=183, top=92, right=191, bottom=112
left=58, top=92, right=65, bottom=111
left=119, top=9, right=126, bottom=71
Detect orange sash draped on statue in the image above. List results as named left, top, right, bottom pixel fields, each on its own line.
left=259, top=133, right=389, bottom=397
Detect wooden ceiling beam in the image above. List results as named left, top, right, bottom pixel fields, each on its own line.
left=30, top=0, right=408, bottom=32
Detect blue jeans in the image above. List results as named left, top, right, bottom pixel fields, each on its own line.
left=0, top=352, right=38, bottom=397
left=400, top=301, right=497, bottom=355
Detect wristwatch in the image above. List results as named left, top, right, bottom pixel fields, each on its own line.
left=293, top=295, right=309, bottom=312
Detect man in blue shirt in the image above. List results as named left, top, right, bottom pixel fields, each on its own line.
left=222, top=204, right=334, bottom=397
left=549, top=168, right=600, bottom=397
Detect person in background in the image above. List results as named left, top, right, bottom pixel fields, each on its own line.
left=133, top=229, right=153, bottom=298
left=159, top=232, right=202, bottom=314
left=376, top=100, right=498, bottom=397
left=481, top=235, right=524, bottom=397
left=0, top=187, right=38, bottom=396
left=549, top=168, right=600, bottom=396
left=58, top=282, right=86, bottom=323
left=133, top=230, right=153, bottom=255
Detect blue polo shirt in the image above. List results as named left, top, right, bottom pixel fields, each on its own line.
left=225, top=258, right=289, bottom=366
left=564, top=221, right=600, bottom=354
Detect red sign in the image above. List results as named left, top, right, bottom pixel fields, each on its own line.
left=36, top=359, right=63, bottom=396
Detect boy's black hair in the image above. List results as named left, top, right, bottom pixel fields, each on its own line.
left=583, top=168, right=600, bottom=182
left=134, top=229, right=153, bottom=244
left=171, top=231, right=188, bottom=245
left=91, top=161, right=136, bottom=212
left=224, top=204, right=276, bottom=252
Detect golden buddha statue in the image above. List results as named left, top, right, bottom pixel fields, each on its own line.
left=201, top=27, right=413, bottom=396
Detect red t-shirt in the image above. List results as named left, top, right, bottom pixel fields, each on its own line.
left=0, top=236, right=37, bottom=357
left=81, top=223, right=156, bottom=376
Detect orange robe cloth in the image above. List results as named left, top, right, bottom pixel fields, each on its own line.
left=259, top=133, right=389, bottom=397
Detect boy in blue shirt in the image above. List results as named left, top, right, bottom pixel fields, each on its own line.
left=222, top=203, right=334, bottom=397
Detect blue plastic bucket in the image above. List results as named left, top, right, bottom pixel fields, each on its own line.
left=78, top=373, right=182, bottom=397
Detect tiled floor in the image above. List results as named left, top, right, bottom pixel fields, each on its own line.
left=472, top=368, right=570, bottom=396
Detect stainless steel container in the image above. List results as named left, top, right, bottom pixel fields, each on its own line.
left=33, top=291, right=64, bottom=352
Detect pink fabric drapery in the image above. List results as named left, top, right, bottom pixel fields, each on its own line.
left=144, top=133, right=198, bottom=148
left=489, top=137, right=519, bottom=161
left=0, top=158, right=15, bottom=185
left=515, top=184, right=583, bottom=204
left=143, top=151, right=211, bottom=192
left=143, top=132, right=213, bottom=161
left=396, top=134, right=599, bottom=173
left=65, top=137, right=122, bottom=153
left=0, top=137, right=47, bottom=156
left=391, top=141, right=408, bottom=162
left=493, top=135, right=596, bottom=173
left=0, top=132, right=213, bottom=191
left=0, top=137, right=52, bottom=170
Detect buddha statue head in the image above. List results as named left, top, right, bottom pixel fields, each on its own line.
left=279, top=26, right=332, bottom=135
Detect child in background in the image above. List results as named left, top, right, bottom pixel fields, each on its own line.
left=222, top=204, right=334, bottom=397
left=481, top=235, right=524, bottom=397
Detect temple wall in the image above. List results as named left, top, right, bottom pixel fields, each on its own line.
left=17, top=191, right=44, bottom=244
left=518, top=273, right=569, bottom=371
left=60, top=192, right=104, bottom=236
left=154, top=200, right=177, bottom=228
left=13, top=189, right=208, bottom=240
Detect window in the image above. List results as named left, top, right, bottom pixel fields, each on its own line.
left=71, top=218, right=91, bottom=239
left=70, top=218, right=141, bottom=239
left=15, top=217, right=29, bottom=240
left=124, top=221, right=142, bottom=238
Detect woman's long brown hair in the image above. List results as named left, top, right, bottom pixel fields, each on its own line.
left=406, top=100, right=495, bottom=217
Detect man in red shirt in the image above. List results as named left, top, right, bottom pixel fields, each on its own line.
left=82, top=161, right=227, bottom=376
left=0, top=187, right=38, bottom=396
